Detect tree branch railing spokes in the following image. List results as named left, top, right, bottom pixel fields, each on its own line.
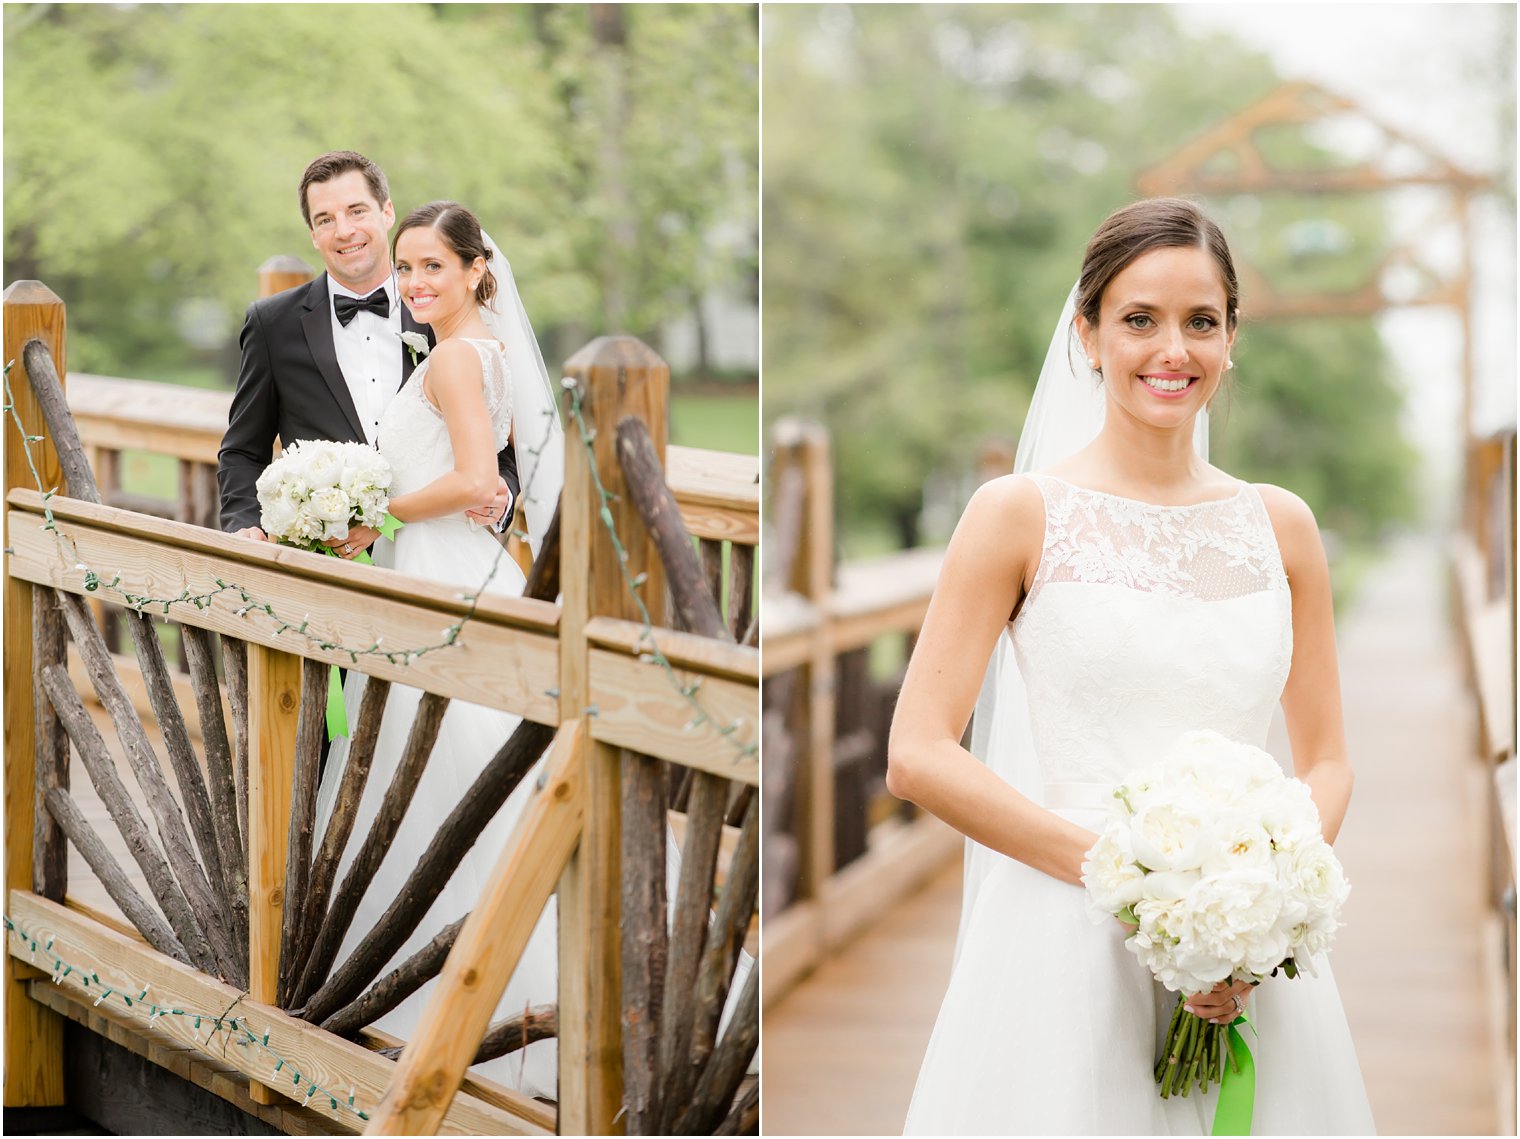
left=2, top=281, right=759, bottom=1136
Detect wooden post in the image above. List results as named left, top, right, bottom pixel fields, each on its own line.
left=246, top=642, right=301, bottom=1104
left=258, top=255, right=314, bottom=300
left=770, top=419, right=836, bottom=902
left=558, top=336, right=669, bottom=1135
left=2, top=280, right=67, bottom=1107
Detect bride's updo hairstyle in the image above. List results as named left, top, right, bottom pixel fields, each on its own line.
left=392, top=201, right=499, bottom=305
left=1075, top=197, right=1239, bottom=335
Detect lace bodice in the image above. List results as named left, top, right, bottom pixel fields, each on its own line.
left=378, top=338, right=512, bottom=497
left=1011, top=474, right=1292, bottom=786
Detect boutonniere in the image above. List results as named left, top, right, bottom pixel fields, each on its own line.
left=400, top=330, right=431, bottom=365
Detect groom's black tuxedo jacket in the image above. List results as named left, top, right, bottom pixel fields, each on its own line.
left=217, top=274, right=520, bottom=534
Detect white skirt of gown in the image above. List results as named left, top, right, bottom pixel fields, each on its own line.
left=902, top=802, right=1376, bottom=1136
left=314, top=512, right=557, bottom=1100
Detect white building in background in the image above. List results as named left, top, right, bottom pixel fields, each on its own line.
left=660, top=209, right=759, bottom=377
left=661, top=280, right=760, bottom=376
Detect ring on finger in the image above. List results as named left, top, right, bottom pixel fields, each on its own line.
left=1231, top=993, right=1244, bottom=1015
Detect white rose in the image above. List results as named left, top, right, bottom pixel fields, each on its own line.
left=1277, top=839, right=1350, bottom=924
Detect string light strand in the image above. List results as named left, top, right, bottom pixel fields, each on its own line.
left=3, top=914, right=373, bottom=1123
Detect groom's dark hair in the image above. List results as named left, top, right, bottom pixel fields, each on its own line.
left=298, top=151, right=391, bottom=228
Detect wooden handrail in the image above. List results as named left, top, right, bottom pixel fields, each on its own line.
left=760, top=419, right=962, bottom=1011
left=64, top=372, right=759, bottom=542
left=8, top=488, right=560, bottom=630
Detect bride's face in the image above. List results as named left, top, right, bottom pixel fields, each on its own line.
left=395, top=226, right=485, bottom=325
left=1075, top=245, right=1235, bottom=434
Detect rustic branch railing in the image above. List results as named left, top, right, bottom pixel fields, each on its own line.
left=758, top=418, right=962, bottom=1008
left=2, top=279, right=759, bottom=1135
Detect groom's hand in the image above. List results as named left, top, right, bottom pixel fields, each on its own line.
left=233, top=526, right=268, bottom=542
left=325, top=525, right=380, bottom=560
left=465, top=477, right=513, bottom=531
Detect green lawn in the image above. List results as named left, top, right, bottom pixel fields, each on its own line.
left=670, top=389, right=759, bottom=456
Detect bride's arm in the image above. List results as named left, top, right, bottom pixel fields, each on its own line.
left=1258, top=484, right=1355, bottom=844
left=386, top=340, right=499, bottom=523
left=886, top=475, right=1097, bottom=886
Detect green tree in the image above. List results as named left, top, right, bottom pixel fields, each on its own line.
left=762, top=4, right=1416, bottom=553
left=3, top=3, right=756, bottom=382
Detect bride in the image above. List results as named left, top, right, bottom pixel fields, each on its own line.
left=314, top=200, right=563, bottom=1099
left=887, top=198, right=1375, bottom=1134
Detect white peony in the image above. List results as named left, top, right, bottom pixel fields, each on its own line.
left=1181, top=869, right=1290, bottom=979
left=1129, top=802, right=1208, bottom=873
left=256, top=439, right=394, bottom=552
left=260, top=491, right=299, bottom=539
left=1082, top=828, right=1147, bottom=918
left=1082, top=729, right=1350, bottom=998
left=1199, top=813, right=1275, bottom=875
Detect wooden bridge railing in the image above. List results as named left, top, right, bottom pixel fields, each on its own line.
left=63, top=255, right=759, bottom=674
left=1452, top=426, right=1516, bottom=1061
left=759, top=419, right=964, bottom=1007
left=2, top=281, right=759, bottom=1135
left=64, top=373, right=759, bottom=551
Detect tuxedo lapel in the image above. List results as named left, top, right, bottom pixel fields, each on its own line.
left=299, top=276, right=367, bottom=441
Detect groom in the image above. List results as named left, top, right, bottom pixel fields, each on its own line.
left=217, top=150, right=516, bottom=552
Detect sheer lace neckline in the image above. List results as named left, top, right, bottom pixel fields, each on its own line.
left=1037, top=473, right=1247, bottom=511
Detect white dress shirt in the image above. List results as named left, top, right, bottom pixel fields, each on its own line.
left=327, top=275, right=403, bottom=445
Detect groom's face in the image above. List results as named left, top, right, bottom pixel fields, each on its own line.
left=306, top=170, right=396, bottom=294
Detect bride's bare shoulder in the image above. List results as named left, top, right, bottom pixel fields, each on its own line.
left=952, top=473, right=1046, bottom=551
left=1253, top=482, right=1325, bottom=570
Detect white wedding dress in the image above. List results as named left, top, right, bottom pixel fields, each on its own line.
left=903, top=474, right=1375, bottom=1135
left=315, top=337, right=557, bottom=1099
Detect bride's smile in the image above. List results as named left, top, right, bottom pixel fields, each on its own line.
left=395, top=225, right=485, bottom=336
left=1077, top=244, right=1235, bottom=432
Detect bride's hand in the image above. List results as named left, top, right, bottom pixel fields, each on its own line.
left=465, top=477, right=512, bottom=529
left=325, top=525, right=380, bottom=560
left=1184, top=979, right=1253, bottom=1024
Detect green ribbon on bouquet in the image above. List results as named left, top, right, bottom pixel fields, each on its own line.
left=1211, top=1012, right=1257, bottom=1136
left=375, top=511, right=404, bottom=542
left=326, top=665, right=348, bottom=740
left=321, top=513, right=404, bottom=739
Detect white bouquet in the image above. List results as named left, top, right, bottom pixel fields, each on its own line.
left=1081, top=730, right=1350, bottom=1102
left=255, top=440, right=400, bottom=562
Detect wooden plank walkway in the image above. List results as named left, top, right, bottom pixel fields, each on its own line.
left=761, top=535, right=1511, bottom=1135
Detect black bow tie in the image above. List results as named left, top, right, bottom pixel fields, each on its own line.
left=333, top=288, right=389, bottom=327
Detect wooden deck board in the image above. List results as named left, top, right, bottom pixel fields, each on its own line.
left=761, top=536, right=1509, bottom=1136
